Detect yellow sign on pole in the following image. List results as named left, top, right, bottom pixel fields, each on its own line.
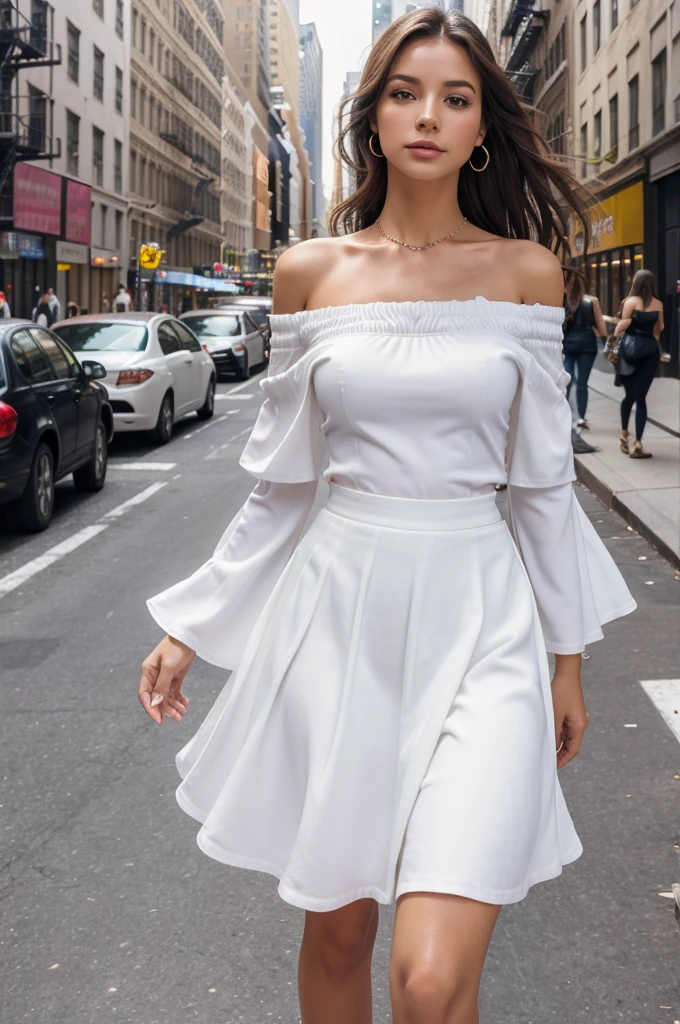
left=139, top=243, right=166, bottom=270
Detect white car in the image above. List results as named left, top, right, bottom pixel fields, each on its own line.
left=52, top=313, right=215, bottom=445
left=180, top=307, right=268, bottom=380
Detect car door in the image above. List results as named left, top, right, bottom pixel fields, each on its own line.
left=27, top=328, right=80, bottom=472
left=157, top=320, right=192, bottom=415
left=242, top=312, right=265, bottom=366
left=56, top=339, right=99, bottom=458
left=169, top=321, right=206, bottom=410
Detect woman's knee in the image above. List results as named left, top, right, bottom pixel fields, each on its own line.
left=391, top=959, right=477, bottom=1023
left=303, top=899, right=378, bottom=978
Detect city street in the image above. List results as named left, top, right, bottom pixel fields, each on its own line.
left=1, top=374, right=679, bottom=1024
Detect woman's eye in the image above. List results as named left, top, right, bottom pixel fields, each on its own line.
left=390, top=89, right=413, bottom=101
left=446, top=96, right=470, bottom=108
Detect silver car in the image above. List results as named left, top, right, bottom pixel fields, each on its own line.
left=180, top=308, right=268, bottom=381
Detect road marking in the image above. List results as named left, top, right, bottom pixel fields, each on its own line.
left=640, top=679, right=680, bottom=745
left=204, top=427, right=252, bottom=460
left=224, top=373, right=264, bottom=395
left=215, top=394, right=253, bottom=401
left=107, top=461, right=177, bottom=472
left=182, top=414, right=227, bottom=440
left=0, top=482, right=168, bottom=599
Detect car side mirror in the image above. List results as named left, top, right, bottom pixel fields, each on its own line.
left=80, top=360, right=107, bottom=380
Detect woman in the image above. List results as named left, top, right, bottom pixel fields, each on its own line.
left=613, top=269, right=664, bottom=459
left=32, top=293, right=53, bottom=328
left=138, top=11, right=636, bottom=1022
left=562, top=270, right=607, bottom=431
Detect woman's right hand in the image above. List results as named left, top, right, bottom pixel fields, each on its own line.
left=138, top=636, right=196, bottom=725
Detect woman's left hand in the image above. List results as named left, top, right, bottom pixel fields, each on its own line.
left=552, top=656, right=588, bottom=770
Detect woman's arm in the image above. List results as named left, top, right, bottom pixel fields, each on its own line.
left=614, top=297, right=640, bottom=338
left=654, top=304, right=665, bottom=339
left=591, top=296, right=608, bottom=338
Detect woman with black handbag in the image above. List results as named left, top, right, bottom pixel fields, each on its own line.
left=611, top=270, right=664, bottom=459
left=562, top=270, right=607, bottom=434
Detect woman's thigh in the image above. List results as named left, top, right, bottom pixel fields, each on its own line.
left=390, top=892, right=501, bottom=1014
left=633, top=351, right=660, bottom=397
left=576, top=349, right=597, bottom=385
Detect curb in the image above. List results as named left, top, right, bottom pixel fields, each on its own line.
left=574, top=457, right=680, bottom=571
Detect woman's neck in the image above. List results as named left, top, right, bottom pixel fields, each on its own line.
left=377, top=172, right=465, bottom=248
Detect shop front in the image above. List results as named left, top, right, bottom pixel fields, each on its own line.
left=90, top=248, right=123, bottom=313
left=568, top=180, right=645, bottom=319
left=56, top=241, right=90, bottom=316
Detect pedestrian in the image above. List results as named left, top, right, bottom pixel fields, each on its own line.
left=66, top=300, right=79, bottom=318
left=101, top=293, right=111, bottom=313
left=138, top=10, right=637, bottom=1021
left=612, top=269, right=665, bottom=459
left=47, top=287, right=61, bottom=322
left=562, top=269, right=607, bottom=433
left=33, top=294, right=53, bottom=327
left=0, top=290, right=11, bottom=318
left=114, top=283, right=132, bottom=312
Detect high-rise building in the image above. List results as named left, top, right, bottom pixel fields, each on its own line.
left=299, top=22, right=324, bottom=232
left=373, top=0, right=466, bottom=40
left=221, top=61, right=252, bottom=257
left=269, top=0, right=299, bottom=118
left=128, top=0, right=224, bottom=298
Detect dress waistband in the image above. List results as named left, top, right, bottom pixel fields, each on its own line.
left=324, top=483, right=503, bottom=532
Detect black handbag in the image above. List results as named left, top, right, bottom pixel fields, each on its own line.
left=619, top=330, right=658, bottom=363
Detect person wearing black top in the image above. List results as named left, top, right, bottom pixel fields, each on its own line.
left=613, top=270, right=664, bottom=459
left=562, top=271, right=607, bottom=434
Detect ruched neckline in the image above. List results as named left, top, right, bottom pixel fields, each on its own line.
left=269, top=295, right=566, bottom=349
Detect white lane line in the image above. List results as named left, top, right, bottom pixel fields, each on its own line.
left=0, top=482, right=167, bottom=599
left=215, top=394, right=253, bottom=401
left=107, top=461, right=177, bottom=472
left=182, top=414, right=227, bottom=440
left=640, top=680, right=680, bottom=745
left=204, top=426, right=253, bottom=460
left=224, top=373, right=264, bottom=395
left=226, top=409, right=239, bottom=415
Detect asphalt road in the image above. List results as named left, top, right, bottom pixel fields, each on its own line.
left=1, top=373, right=679, bottom=1024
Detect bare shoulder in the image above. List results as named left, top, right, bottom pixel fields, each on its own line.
left=272, top=238, right=345, bottom=314
left=505, top=240, right=565, bottom=306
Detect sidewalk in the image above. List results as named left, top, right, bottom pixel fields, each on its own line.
left=573, top=365, right=680, bottom=567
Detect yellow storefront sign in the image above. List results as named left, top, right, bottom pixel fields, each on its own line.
left=57, top=263, right=71, bottom=271
left=569, top=181, right=644, bottom=255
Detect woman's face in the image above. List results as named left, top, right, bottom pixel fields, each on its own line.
left=370, top=36, right=484, bottom=179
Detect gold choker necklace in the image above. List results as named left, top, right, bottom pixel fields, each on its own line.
left=375, top=216, right=467, bottom=251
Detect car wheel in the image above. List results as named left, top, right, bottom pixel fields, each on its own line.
left=73, top=422, right=108, bottom=492
left=196, top=376, right=215, bottom=421
left=151, top=392, right=174, bottom=445
left=10, top=442, right=55, bottom=532
left=236, top=351, right=249, bottom=381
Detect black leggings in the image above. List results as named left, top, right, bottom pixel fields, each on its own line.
left=620, top=350, right=659, bottom=440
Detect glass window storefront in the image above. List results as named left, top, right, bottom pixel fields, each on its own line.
left=575, top=242, right=645, bottom=318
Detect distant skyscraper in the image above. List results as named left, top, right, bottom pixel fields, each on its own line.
left=300, top=22, right=324, bottom=230
left=374, top=0, right=464, bottom=40
left=372, top=1, right=392, bottom=42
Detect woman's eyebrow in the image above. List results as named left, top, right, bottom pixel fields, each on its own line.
left=386, top=73, right=476, bottom=92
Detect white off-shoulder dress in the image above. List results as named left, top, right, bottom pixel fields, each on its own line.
left=147, top=297, right=637, bottom=912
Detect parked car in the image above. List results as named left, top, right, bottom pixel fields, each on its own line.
left=0, top=319, right=113, bottom=532
left=52, top=313, right=215, bottom=445
left=214, top=296, right=272, bottom=345
left=179, top=307, right=269, bottom=381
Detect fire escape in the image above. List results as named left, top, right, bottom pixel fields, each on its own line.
left=502, top=0, right=548, bottom=102
left=0, top=0, right=61, bottom=221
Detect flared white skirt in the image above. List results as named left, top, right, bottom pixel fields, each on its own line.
left=174, top=483, right=583, bottom=911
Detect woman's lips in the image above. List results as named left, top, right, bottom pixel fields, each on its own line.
left=406, top=145, right=444, bottom=159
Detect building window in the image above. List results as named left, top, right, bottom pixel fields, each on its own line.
left=93, top=126, right=104, bottom=186
left=652, top=49, right=666, bottom=136
left=93, top=0, right=103, bottom=19
left=132, top=8, right=138, bottom=47
left=114, top=139, right=123, bottom=193
left=628, top=74, right=639, bottom=150
left=611, top=0, right=618, bottom=32
left=609, top=94, right=618, bottom=157
left=66, top=109, right=79, bottom=176
left=130, top=79, right=137, bottom=119
left=115, top=66, right=123, bottom=114
left=593, top=0, right=600, bottom=53
left=116, top=0, right=123, bottom=38
left=580, top=15, right=587, bottom=72
left=149, top=29, right=155, bottom=66
left=139, top=86, right=146, bottom=126
left=580, top=122, right=588, bottom=177
left=67, top=21, right=80, bottom=82
left=140, top=17, right=146, bottom=54
left=93, top=46, right=104, bottom=101
left=130, top=149, right=137, bottom=192
left=115, top=210, right=123, bottom=251
left=593, top=109, right=602, bottom=160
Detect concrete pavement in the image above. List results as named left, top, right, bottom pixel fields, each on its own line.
left=574, top=365, right=680, bottom=569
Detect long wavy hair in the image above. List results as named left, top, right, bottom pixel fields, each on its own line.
left=628, top=269, right=660, bottom=308
left=329, top=8, right=592, bottom=272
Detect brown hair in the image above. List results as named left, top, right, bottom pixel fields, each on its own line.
left=329, top=8, right=591, bottom=272
left=628, top=268, right=659, bottom=309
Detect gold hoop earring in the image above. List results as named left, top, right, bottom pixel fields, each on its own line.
left=369, top=132, right=384, bottom=159
left=468, top=144, right=490, bottom=172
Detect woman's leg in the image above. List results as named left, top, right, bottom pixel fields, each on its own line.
left=575, top=350, right=597, bottom=419
left=632, top=352, right=659, bottom=440
left=298, top=898, right=379, bottom=1024
left=620, top=374, right=636, bottom=431
left=390, top=892, right=502, bottom=1024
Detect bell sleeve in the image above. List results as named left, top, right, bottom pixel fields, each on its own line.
left=506, top=350, right=637, bottom=655
left=146, top=317, right=327, bottom=670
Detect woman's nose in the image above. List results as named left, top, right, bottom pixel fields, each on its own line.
left=416, top=110, right=439, bottom=131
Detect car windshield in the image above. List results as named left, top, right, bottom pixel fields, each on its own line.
left=184, top=315, right=241, bottom=338
left=54, top=322, right=148, bottom=352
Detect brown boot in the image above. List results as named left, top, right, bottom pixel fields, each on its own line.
left=630, top=439, right=653, bottom=459
left=619, top=430, right=630, bottom=455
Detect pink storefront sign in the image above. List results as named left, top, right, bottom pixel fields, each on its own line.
left=13, top=163, right=62, bottom=236
left=65, top=180, right=92, bottom=245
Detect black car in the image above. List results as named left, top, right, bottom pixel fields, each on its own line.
left=0, top=320, right=113, bottom=532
